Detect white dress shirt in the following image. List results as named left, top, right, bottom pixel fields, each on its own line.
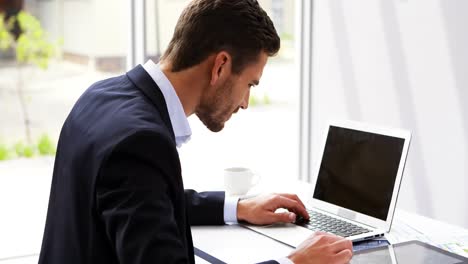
left=142, top=60, right=293, bottom=264
left=142, top=60, right=239, bottom=223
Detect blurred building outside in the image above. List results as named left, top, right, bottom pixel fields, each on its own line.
left=1, top=0, right=299, bottom=179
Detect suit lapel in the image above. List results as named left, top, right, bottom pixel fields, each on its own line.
left=126, top=65, right=176, bottom=142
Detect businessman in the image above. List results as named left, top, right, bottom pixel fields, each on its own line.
left=38, top=0, right=353, bottom=263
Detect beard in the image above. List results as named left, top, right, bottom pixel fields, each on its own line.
left=195, top=78, right=236, bottom=132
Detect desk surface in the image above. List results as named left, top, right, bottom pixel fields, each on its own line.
left=191, top=180, right=468, bottom=263
left=192, top=210, right=468, bottom=263
left=388, top=210, right=468, bottom=255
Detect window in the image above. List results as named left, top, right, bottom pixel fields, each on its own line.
left=0, top=0, right=128, bottom=158
left=144, top=0, right=301, bottom=190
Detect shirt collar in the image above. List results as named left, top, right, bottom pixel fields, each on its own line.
left=142, top=60, right=192, bottom=147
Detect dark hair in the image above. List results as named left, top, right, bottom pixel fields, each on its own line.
left=161, top=0, right=280, bottom=74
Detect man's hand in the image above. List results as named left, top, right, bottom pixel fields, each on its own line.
left=288, top=232, right=353, bottom=264
left=236, top=193, right=310, bottom=225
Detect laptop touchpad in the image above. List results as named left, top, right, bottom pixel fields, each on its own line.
left=243, top=223, right=315, bottom=248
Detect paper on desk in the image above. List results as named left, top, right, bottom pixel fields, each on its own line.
left=437, top=235, right=468, bottom=258
left=191, top=225, right=294, bottom=264
left=388, top=211, right=468, bottom=258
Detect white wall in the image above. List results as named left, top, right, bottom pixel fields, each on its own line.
left=33, top=0, right=294, bottom=60
left=93, top=0, right=127, bottom=57
left=156, top=0, right=190, bottom=54
left=62, top=1, right=94, bottom=56
left=311, top=0, right=468, bottom=228
left=152, top=0, right=295, bottom=57
left=145, top=0, right=159, bottom=56
left=31, top=1, right=55, bottom=38
left=35, top=0, right=127, bottom=58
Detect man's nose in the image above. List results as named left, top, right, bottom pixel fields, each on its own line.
left=240, top=90, right=250, bottom=110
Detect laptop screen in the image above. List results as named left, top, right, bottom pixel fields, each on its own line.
left=313, top=125, right=405, bottom=221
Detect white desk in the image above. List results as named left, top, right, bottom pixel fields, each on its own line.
left=191, top=180, right=468, bottom=263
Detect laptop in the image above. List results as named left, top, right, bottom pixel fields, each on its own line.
left=245, top=120, right=411, bottom=247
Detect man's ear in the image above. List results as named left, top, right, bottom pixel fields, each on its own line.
left=210, top=51, right=232, bottom=86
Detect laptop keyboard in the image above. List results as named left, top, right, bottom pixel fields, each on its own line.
left=295, top=209, right=371, bottom=238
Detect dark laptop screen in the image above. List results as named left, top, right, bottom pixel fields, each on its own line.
left=313, top=126, right=405, bottom=220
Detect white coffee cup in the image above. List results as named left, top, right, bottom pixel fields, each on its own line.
left=223, top=167, right=260, bottom=195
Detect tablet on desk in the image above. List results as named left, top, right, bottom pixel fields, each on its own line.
left=350, top=240, right=468, bottom=263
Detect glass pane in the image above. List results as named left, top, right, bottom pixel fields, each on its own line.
left=0, top=0, right=127, bottom=257
left=145, top=0, right=300, bottom=190
left=0, top=0, right=128, bottom=151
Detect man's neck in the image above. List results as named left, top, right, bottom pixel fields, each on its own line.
left=159, top=61, right=209, bottom=117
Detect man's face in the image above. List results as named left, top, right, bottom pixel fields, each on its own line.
left=196, top=52, right=268, bottom=132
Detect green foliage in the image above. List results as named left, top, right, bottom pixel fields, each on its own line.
left=0, top=143, right=9, bottom=160
left=249, top=95, right=259, bottom=107
left=249, top=93, right=273, bottom=107
left=0, top=14, right=15, bottom=51
left=0, top=11, right=57, bottom=69
left=16, top=11, right=55, bottom=69
left=14, top=141, right=36, bottom=157
left=0, top=135, right=57, bottom=161
left=23, top=144, right=35, bottom=158
left=37, top=134, right=56, bottom=155
left=14, top=141, right=25, bottom=157
left=1, top=12, right=59, bottom=146
left=280, top=32, right=294, bottom=41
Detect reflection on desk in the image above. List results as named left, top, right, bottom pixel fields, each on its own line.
left=350, top=240, right=468, bottom=264
left=388, top=210, right=468, bottom=258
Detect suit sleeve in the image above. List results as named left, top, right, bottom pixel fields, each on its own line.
left=184, top=190, right=225, bottom=226
left=96, top=130, right=188, bottom=263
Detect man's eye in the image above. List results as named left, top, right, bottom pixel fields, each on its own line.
left=248, top=84, right=254, bottom=88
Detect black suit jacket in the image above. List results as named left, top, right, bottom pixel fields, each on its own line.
left=38, top=65, right=278, bottom=264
